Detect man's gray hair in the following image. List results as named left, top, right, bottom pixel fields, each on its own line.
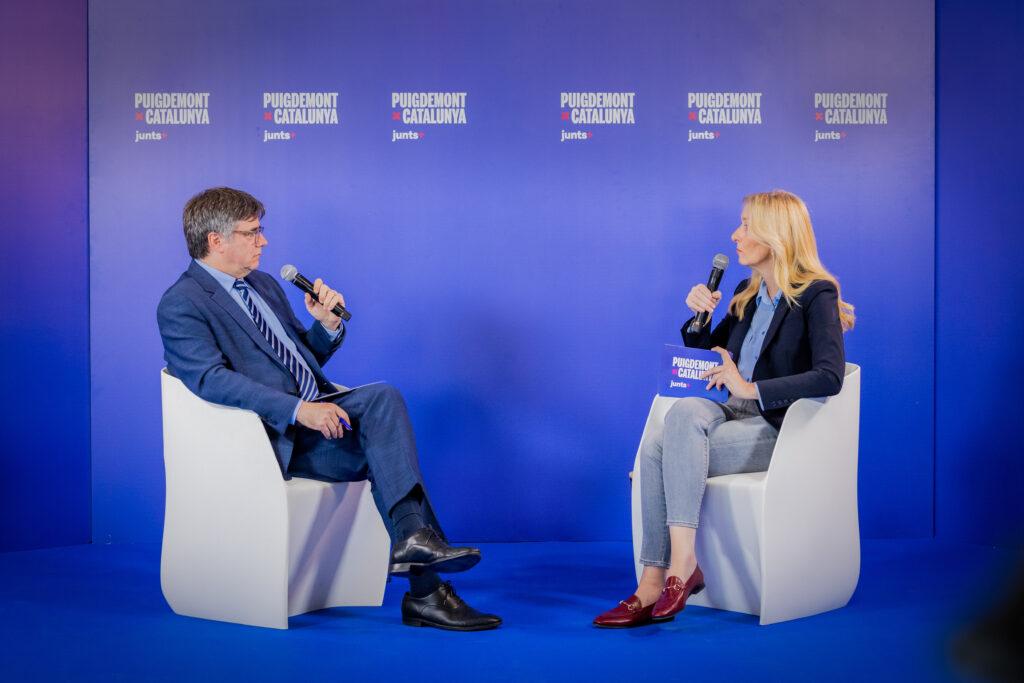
left=182, top=187, right=265, bottom=259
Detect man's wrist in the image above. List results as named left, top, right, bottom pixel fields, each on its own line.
left=290, top=399, right=304, bottom=425
left=319, top=319, right=345, bottom=340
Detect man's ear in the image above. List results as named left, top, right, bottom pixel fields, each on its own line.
left=207, top=231, right=223, bottom=254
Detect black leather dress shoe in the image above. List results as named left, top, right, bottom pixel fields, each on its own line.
left=389, top=526, right=482, bottom=576
left=401, top=582, right=502, bottom=631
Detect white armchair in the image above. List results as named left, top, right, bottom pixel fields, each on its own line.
left=631, top=363, right=861, bottom=625
left=159, top=369, right=390, bottom=629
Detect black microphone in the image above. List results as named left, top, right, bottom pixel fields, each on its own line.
left=280, top=264, right=352, bottom=321
left=687, top=253, right=729, bottom=334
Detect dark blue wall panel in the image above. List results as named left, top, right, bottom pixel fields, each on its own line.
left=936, top=1, right=1024, bottom=545
left=0, top=0, right=89, bottom=551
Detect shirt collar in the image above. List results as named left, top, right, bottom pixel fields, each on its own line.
left=194, top=258, right=242, bottom=293
left=756, top=279, right=782, bottom=310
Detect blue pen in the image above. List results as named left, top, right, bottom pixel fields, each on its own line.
left=339, top=417, right=351, bottom=430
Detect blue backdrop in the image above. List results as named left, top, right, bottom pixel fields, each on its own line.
left=85, top=0, right=934, bottom=543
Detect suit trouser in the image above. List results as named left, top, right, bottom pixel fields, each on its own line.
left=286, top=382, right=444, bottom=542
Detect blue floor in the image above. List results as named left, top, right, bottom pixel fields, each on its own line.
left=0, top=539, right=1010, bottom=681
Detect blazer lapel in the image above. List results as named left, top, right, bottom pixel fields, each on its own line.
left=759, top=295, right=791, bottom=356
left=186, top=262, right=287, bottom=372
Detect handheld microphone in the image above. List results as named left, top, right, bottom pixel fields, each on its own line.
left=280, top=264, right=352, bottom=321
left=687, top=253, right=729, bottom=334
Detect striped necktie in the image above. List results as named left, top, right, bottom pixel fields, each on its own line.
left=233, top=279, right=319, bottom=401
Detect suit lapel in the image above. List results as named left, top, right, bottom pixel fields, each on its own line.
left=187, top=262, right=288, bottom=372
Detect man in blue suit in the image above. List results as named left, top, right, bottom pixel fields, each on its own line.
left=157, top=187, right=500, bottom=631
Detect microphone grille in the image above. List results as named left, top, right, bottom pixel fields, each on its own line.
left=280, top=264, right=298, bottom=282
left=713, top=253, right=730, bottom=270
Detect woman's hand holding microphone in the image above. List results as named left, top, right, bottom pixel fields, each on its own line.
left=686, top=283, right=722, bottom=317
left=685, top=283, right=758, bottom=400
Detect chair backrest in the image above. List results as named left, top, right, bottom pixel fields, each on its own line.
left=160, top=369, right=290, bottom=547
left=160, top=368, right=297, bottom=625
left=758, top=362, right=861, bottom=623
left=765, top=362, right=861, bottom=482
left=160, top=368, right=285, bottom=487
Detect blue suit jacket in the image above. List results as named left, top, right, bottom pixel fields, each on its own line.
left=682, top=278, right=846, bottom=430
left=157, top=260, right=345, bottom=474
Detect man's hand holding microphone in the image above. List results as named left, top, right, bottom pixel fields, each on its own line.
left=295, top=275, right=351, bottom=438
left=303, top=277, right=346, bottom=331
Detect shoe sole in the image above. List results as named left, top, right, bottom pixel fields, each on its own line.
left=402, top=616, right=502, bottom=631
left=389, top=551, right=482, bottom=577
left=651, top=583, right=705, bottom=622
left=593, top=618, right=669, bottom=628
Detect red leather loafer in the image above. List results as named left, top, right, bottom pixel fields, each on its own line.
left=651, top=565, right=705, bottom=621
left=593, top=595, right=658, bottom=628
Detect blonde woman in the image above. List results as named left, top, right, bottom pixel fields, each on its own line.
left=595, top=190, right=855, bottom=628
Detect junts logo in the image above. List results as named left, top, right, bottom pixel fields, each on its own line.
left=261, top=91, right=338, bottom=143
left=687, top=91, right=761, bottom=142
left=391, top=91, right=466, bottom=142
left=559, top=91, right=635, bottom=142
left=812, top=92, right=888, bottom=142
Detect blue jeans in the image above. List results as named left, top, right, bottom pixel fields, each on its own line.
left=639, top=396, right=778, bottom=568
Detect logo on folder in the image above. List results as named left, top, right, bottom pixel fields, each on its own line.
left=659, top=344, right=728, bottom=402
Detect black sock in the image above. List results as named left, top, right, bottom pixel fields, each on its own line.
left=408, top=570, right=443, bottom=598
left=390, top=486, right=425, bottom=541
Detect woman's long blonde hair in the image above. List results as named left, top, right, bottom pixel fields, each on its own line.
left=728, top=190, right=855, bottom=331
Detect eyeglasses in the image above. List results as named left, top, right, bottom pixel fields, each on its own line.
left=233, top=225, right=265, bottom=241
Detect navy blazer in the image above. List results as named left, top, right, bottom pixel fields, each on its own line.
left=157, top=260, right=345, bottom=473
left=681, top=278, right=846, bottom=431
